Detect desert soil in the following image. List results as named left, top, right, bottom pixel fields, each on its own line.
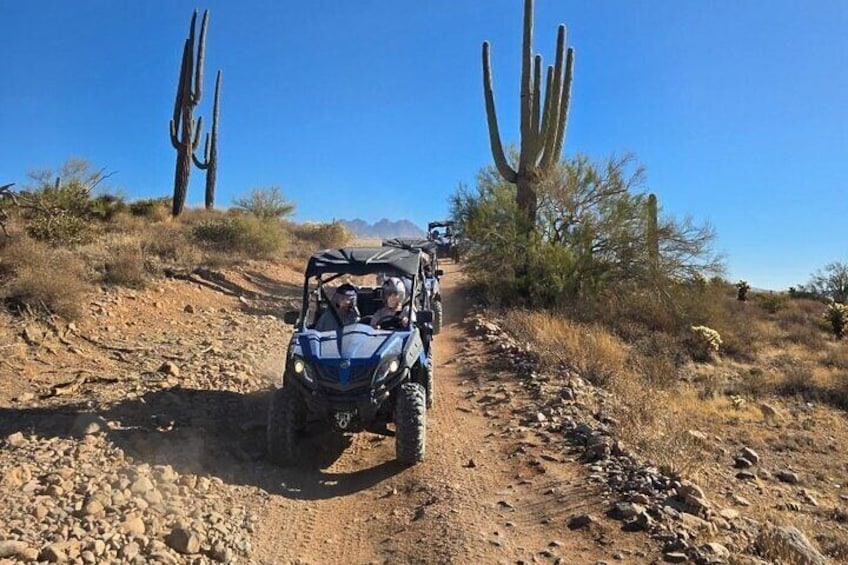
left=0, top=259, right=661, bottom=564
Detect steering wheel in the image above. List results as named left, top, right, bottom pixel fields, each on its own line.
left=375, top=315, right=406, bottom=330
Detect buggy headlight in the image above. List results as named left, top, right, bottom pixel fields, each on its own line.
left=291, top=356, right=313, bottom=383
left=375, top=357, right=402, bottom=382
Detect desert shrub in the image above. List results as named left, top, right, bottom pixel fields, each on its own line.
left=232, top=187, right=295, bottom=220
left=129, top=197, right=171, bottom=220
left=757, top=292, right=788, bottom=314
left=25, top=214, right=93, bottom=246
left=192, top=215, right=286, bottom=259
left=102, top=241, right=147, bottom=288
left=89, top=193, right=127, bottom=221
left=0, top=237, right=90, bottom=318
left=290, top=221, right=351, bottom=251
left=142, top=223, right=202, bottom=271
left=14, top=159, right=119, bottom=246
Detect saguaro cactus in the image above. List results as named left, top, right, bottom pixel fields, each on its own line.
left=647, top=193, right=659, bottom=275
left=193, top=69, right=221, bottom=210
left=482, top=0, right=575, bottom=226
left=169, top=9, right=208, bottom=217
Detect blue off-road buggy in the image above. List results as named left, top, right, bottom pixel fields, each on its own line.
left=382, top=238, right=444, bottom=335
left=270, top=247, right=435, bottom=466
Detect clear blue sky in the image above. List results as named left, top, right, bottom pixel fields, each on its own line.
left=1, top=1, right=847, bottom=290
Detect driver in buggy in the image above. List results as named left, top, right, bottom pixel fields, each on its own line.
left=314, top=283, right=359, bottom=332
left=370, top=277, right=410, bottom=329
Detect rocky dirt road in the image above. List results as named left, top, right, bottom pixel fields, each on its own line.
left=0, top=260, right=659, bottom=564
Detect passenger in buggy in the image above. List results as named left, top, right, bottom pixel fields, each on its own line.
left=314, top=283, right=359, bottom=332
left=370, top=277, right=410, bottom=329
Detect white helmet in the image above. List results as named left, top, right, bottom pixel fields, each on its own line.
left=381, top=277, right=406, bottom=305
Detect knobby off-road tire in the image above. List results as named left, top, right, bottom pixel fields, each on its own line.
left=267, top=386, right=306, bottom=466
left=432, top=298, right=443, bottom=335
left=395, top=382, right=426, bottom=465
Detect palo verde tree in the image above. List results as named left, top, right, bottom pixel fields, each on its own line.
left=193, top=69, right=221, bottom=210
left=170, top=9, right=208, bottom=217
left=453, top=154, right=724, bottom=306
left=482, top=0, right=575, bottom=228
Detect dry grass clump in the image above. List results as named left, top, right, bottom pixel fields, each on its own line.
left=505, top=310, right=628, bottom=387
left=0, top=236, right=90, bottom=319
left=102, top=239, right=147, bottom=288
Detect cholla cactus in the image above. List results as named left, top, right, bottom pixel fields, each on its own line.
left=736, top=280, right=750, bottom=302
left=691, top=325, right=722, bottom=353
left=824, top=300, right=848, bottom=340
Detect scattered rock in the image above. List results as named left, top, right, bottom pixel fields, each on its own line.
left=165, top=526, right=201, bottom=554
left=776, top=470, right=800, bottom=484
left=740, top=447, right=760, bottom=465
left=0, top=540, right=33, bottom=559
left=701, top=542, right=730, bottom=559
left=567, top=514, right=598, bottom=530
left=22, top=325, right=45, bottom=345
left=734, top=456, right=754, bottom=469
left=5, top=432, right=25, bottom=448
left=608, top=502, right=645, bottom=521
left=158, top=361, right=180, bottom=377
left=38, top=543, right=68, bottom=563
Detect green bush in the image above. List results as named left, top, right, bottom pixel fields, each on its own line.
left=192, top=215, right=287, bottom=259
left=89, top=193, right=127, bottom=221
left=25, top=214, right=93, bottom=246
left=232, top=187, right=295, bottom=220
left=757, top=292, right=788, bottom=313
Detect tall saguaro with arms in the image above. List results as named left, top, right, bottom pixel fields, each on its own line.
left=170, top=10, right=208, bottom=217
left=482, top=0, right=575, bottom=227
left=193, top=69, right=221, bottom=210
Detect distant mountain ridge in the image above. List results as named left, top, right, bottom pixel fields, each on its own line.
left=339, top=218, right=426, bottom=239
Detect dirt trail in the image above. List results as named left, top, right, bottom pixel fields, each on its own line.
left=0, top=260, right=658, bottom=564
left=251, top=262, right=652, bottom=564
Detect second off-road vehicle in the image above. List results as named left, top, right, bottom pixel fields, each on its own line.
left=382, top=237, right=444, bottom=334
left=427, top=220, right=459, bottom=262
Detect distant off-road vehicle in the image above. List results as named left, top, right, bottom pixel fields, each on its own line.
left=427, top=220, right=459, bottom=262
left=382, top=238, right=444, bottom=335
left=270, top=247, right=435, bottom=466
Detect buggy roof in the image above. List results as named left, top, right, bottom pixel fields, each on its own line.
left=382, top=238, right=437, bottom=254
left=306, top=247, right=421, bottom=277
left=427, top=220, right=454, bottom=230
